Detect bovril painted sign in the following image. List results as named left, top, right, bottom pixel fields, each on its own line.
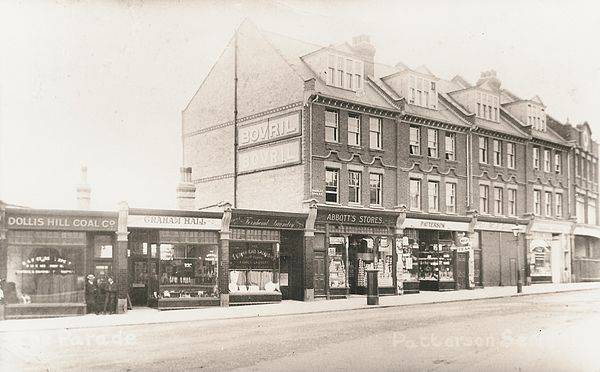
left=7, top=214, right=118, bottom=231
left=238, top=112, right=301, bottom=148
left=238, top=139, right=301, bottom=174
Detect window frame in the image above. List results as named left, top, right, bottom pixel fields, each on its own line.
left=543, top=149, right=551, bottom=172
left=555, top=193, right=563, bottom=217
left=445, top=132, right=456, bottom=161
left=479, top=184, right=489, bottom=214
left=508, top=188, right=517, bottom=216
left=369, top=173, right=382, bottom=206
left=544, top=191, right=552, bottom=216
left=507, top=142, right=516, bottom=169
left=325, top=168, right=339, bottom=203
left=533, top=190, right=542, bottom=216
left=533, top=147, right=540, bottom=170
left=427, top=129, right=438, bottom=158
left=493, top=187, right=503, bottom=215
left=409, top=179, right=421, bottom=211
left=428, top=181, right=439, bottom=212
left=348, top=170, right=361, bottom=204
left=369, top=117, right=383, bottom=150
left=409, top=126, right=421, bottom=155
left=445, top=182, right=456, bottom=214
left=479, top=137, right=488, bottom=164
left=493, top=139, right=502, bottom=167
left=325, top=109, right=339, bottom=143
left=347, top=113, right=361, bottom=147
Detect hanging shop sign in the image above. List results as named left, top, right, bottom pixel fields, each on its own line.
left=231, top=214, right=305, bottom=230
left=474, top=221, right=520, bottom=232
left=238, top=111, right=301, bottom=148
left=128, top=215, right=221, bottom=230
left=237, top=138, right=302, bottom=174
left=6, top=212, right=117, bottom=231
left=402, top=218, right=469, bottom=231
left=316, top=209, right=398, bottom=226
left=329, top=237, right=345, bottom=245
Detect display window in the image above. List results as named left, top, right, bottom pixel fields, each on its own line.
left=347, top=235, right=393, bottom=293
left=328, top=236, right=348, bottom=289
left=396, top=232, right=420, bottom=283
left=530, top=243, right=551, bottom=278
left=410, top=230, right=458, bottom=283
left=229, top=242, right=280, bottom=293
left=159, top=243, right=219, bottom=298
left=6, top=231, right=86, bottom=304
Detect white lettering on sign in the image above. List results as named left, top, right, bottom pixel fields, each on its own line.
left=127, top=215, right=221, bottom=230
left=238, top=112, right=301, bottom=147
left=402, top=218, right=469, bottom=231
left=7, top=215, right=117, bottom=231
left=238, top=139, right=301, bottom=174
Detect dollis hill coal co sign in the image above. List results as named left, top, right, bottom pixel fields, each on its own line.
left=7, top=213, right=118, bottom=231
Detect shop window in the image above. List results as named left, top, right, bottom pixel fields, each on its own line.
left=409, top=126, right=420, bottom=155
left=325, top=168, right=339, bottom=203
left=348, top=171, right=361, bottom=204
left=159, top=244, right=218, bottom=298
left=348, top=113, right=361, bottom=146
left=445, top=133, right=455, bottom=161
left=6, top=236, right=85, bottom=304
left=229, top=242, right=279, bottom=293
left=328, top=236, right=347, bottom=289
left=369, top=173, right=382, bottom=206
left=94, top=235, right=113, bottom=259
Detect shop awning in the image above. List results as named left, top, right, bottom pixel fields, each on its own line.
left=573, top=225, right=600, bottom=239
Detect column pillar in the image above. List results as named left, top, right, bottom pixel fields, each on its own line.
left=303, top=199, right=317, bottom=301
left=219, top=202, right=232, bottom=307
left=0, top=201, right=7, bottom=280
left=115, top=201, right=129, bottom=300
left=467, top=210, right=479, bottom=289
left=394, top=205, right=407, bottom=295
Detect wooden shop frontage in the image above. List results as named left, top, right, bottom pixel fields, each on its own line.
left=314, top=206, right=401, bottom=299
left=227, top=209, right=307, bottom=305
left=125, top=208, right=223, bottom=309
left=1, top=207, right=119, bottom=319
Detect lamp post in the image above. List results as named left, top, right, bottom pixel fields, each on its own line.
left=512, top=224, right=523, bottom=293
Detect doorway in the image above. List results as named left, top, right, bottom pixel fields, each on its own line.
left=455, top=251, right=469, bottom=290
left=313, top=251, right=326, bottom=297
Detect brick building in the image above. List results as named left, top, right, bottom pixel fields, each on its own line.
left=182, top=21, right=599, bottom=298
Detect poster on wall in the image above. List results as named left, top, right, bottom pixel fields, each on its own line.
left=230, top=243, right=275, bottom=270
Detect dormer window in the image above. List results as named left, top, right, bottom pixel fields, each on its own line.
left=475, top=91, right=499, bottom=122
left=528, top=104, right=546, bottom=131
left=326, top=53, right=363, bottom=91
left=407, top=74, right=437, bottom=109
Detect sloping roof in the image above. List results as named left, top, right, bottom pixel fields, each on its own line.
left=261, top=30, right=320, bottom=81
left=451, top=75, right=472, bottom=89
left=314, top=77, right=400, bottom=111
left=532, top=126, right=570, bottom=146
left=477, top=114, right=530, bottom=139
left=404, top=97, right=472, bottom=128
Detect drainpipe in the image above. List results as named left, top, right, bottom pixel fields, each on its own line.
left=467, top=128, right=473, bottom=208
left=233, top=29, right=239, bottom=208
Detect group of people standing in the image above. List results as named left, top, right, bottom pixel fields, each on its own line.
left=85, top=274, right=117, bottom=315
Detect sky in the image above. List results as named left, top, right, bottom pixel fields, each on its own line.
left=1, top=0, right=599, bottom=211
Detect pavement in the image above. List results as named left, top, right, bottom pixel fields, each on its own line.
left=1, top=281, right=600, bottom=332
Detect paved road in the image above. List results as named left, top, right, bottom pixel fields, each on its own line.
left=2, top=290, right=600, bottom=372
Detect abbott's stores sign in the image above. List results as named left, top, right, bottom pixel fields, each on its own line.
left=238, top=139, right=301, bottom=174
left=238, top=111, right=301, bottom=148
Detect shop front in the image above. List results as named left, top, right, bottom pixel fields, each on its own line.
left=572, top=225, right=600, bottom=282
left=528, top=220, right=572, bottom=284
left=126, top=210, right=222, bottom=309
left=474, top=220, right=528, bottom=288
left=228, top=210, right=306, bottom=304
left=2, top=208, right=118, bottom=319
left=401, top=217, right=471, bottom=291
left=314, top=207, right=400, bottom=298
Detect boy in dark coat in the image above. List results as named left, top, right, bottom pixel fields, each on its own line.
left=103, top=276, right=117, bottom=314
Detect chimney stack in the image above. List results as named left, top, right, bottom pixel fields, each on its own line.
left=176, top=167, right=196, bottom=210
left=351, top=34, right=376, bottom=78
left=77, top=166, right=91, bottom=210
left=476, top=70, right=501, bottom=91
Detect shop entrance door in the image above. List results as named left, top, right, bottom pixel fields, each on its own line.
left=129, top=246, right=159, bottom=307
left=455, top=252, right=469, bottom=290
left=313, top=251, right=326, bottom=296
left=473, top=250, right=482, bottom=287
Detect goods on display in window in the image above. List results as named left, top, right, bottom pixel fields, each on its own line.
left=329, top=255, right=347, bottom=288
left=376, top=257, right=393, bottom=287
left=357, top=259, right=367, bottom=287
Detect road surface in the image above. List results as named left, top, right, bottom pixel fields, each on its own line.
left=2, top=289, right=600, bottom=371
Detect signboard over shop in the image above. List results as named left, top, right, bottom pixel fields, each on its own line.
left=402, top=218, right=469, bottom=231
left=7, top=212, right=118, bottom=231
left=316, top=209, right=398, bottom=227
left=238, top=138, right=302, bottom=174
left=231, top=214, right=305, bottom=230
left=128, top=215, right=221, bottom=230
left=237, top=111, right=301, bottom=148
